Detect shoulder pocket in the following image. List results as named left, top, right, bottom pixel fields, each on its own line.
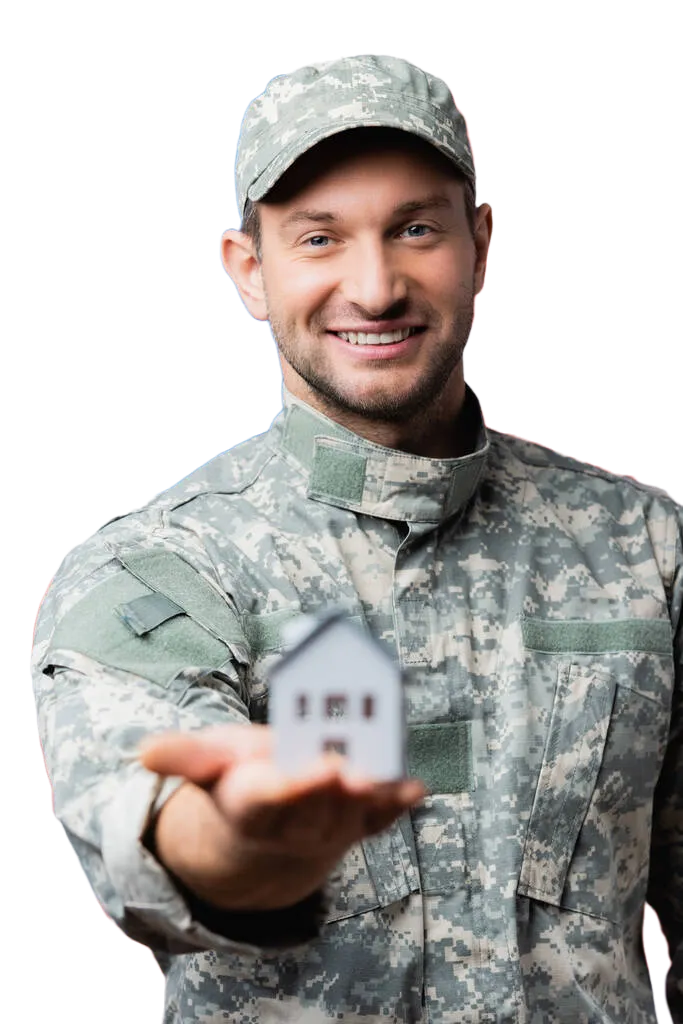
left=47, top=550, right=249, bottom=688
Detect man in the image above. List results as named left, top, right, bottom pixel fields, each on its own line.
left=32, top=55, right=683, bottom=1023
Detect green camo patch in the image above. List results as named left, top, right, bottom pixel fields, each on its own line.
left=117, top=549, right=245, bottom=647
left=243, top=609, right=300, bottom=652
left=310, top=444, right=366, bottom=505
left=407, top=721, right=473, bottom=794
left=521, top=616, right=672, bottom=654
left=49, top=567, right=241, bottom=687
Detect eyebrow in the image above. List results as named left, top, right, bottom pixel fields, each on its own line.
left=280, top=194, right=454, bottom=230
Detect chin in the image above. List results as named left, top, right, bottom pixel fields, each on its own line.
left=333, top=390, right=422, bottom=424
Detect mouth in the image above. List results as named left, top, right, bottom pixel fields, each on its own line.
left=331, top=326, right=425, bottom=346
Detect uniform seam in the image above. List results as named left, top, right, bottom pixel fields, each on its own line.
left=490, top=431, right=671, bottom=497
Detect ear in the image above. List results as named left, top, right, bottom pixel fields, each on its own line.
left=221, top=229, right=268, bottom=321
left=472, top=203, right=493, bottom=296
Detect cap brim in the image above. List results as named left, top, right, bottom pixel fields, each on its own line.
left=245, top=111, right=474, bottom=209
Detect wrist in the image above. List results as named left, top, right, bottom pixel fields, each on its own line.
left=176, top=880, right=329, bottom=946
left=144, top=783, right=330, bottom=946
left=148, top=780, right=330, bottom=912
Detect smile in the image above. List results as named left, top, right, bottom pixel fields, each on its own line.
left=334, top=327, right=422, bottom=346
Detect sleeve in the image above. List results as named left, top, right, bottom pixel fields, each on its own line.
left=647, top=507, right=683, bottom=1022
left=32, top=531, right=329, bottom=956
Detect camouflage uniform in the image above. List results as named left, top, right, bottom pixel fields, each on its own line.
left=32, top=52, right=683, bottom=1024
left=32, top=389, right=683, bottom=1023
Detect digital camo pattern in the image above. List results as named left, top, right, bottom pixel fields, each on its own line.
left=235, top=55, right=475, bottom=215
left=32, top=389, right=683, bottom=1022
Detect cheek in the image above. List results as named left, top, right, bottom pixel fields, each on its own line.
left=404, top=245, right=473, bottom=303
left=427, top=257, right=475, bottom=311
left=292, top=267, right=337, bottom=324
left=432, top=253, right=471, bottom=290
left=264, top=262, right=334, bottom=326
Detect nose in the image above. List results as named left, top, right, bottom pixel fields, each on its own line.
left=339, top=238, right=408, bottom=316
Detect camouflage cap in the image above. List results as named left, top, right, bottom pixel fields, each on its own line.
left=235, top=55, right=475, bottom=216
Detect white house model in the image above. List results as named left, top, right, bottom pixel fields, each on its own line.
left=269, top=614, right=404, bottom=781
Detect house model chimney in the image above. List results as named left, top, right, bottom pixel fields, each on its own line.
left=269, top=614, right=405, bottom=780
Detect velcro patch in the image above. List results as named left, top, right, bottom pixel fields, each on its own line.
left=48, top=568, right=243, bottom=687
left=407, top=721, right=473, bottom=794
left=309, top=443, right=366, bottom=505
left=521, top=616, right=672, bottom=654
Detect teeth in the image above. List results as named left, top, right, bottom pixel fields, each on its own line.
left=337, top=327, right=417, bottom=345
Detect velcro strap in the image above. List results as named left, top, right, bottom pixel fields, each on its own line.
left=521, top=616, right=672, bottom=654
left=117, top=592, right=184, bottom=636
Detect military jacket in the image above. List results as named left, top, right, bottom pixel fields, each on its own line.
left=32, top=391, right=683, bottom=1023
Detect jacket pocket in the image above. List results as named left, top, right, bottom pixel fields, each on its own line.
left=326, top=819, right=419, bottom=923
left=517, top=661, right=616, bottom=904
left=516, top=617, right=673, bottom=925
left=45, top=553, right=249, bottom=690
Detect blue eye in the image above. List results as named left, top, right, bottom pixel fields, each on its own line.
left=302, top=226, right=433, bottom=248
left=403, top=224, right=431, bottom=238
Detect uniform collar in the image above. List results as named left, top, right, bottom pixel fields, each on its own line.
left=276, top=388, right=489, bottom=524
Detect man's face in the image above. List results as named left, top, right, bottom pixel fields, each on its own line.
left=250, top=140, right=490, bottom=427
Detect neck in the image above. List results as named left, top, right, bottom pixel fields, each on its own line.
left=285, top=377, right=476, bottom=459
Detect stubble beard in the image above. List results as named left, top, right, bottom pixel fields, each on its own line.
left=268, top=291, right=475, bottom=426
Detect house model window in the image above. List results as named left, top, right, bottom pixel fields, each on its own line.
left=326, top=695, right=347, bottom=718
left=269, top=614, right=404, bottom=780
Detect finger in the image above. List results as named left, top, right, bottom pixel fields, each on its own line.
left=214, top=755, right=342, bottom=812
left=382, top=777, right=427, bottom=806
left=362, top=800, right=414, bottom=836
left=347, top=778, right=427, bottom=837
left=212, top=757, right=345, bottom=838
left=238, top=787, right=343, bottom=847
left=363, top=806, right=401, bottom=836
left=340, top=773, right=426, bottom=805
left=140, top=723, right=272, bottom=782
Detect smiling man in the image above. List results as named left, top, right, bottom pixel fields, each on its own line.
left=32, top=56, right=683, bottom=1023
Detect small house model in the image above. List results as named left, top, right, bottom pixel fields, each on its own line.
left=269, top=614, right=404, bottom=780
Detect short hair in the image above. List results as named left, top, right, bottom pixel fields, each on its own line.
left=240, top=128, right=477, bottom=261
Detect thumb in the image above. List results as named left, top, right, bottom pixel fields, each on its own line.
left=140, top=723, right=272, bottom=783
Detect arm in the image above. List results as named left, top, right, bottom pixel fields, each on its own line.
left=647, top=508, right=683, bottom=1022
left=33, top=646, right=254, bottom=954
left=33, top=539, right=421, bottom=954
left=140, top=725, right=422, bottom=943
left=32, top=531, right=272, bottom=954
